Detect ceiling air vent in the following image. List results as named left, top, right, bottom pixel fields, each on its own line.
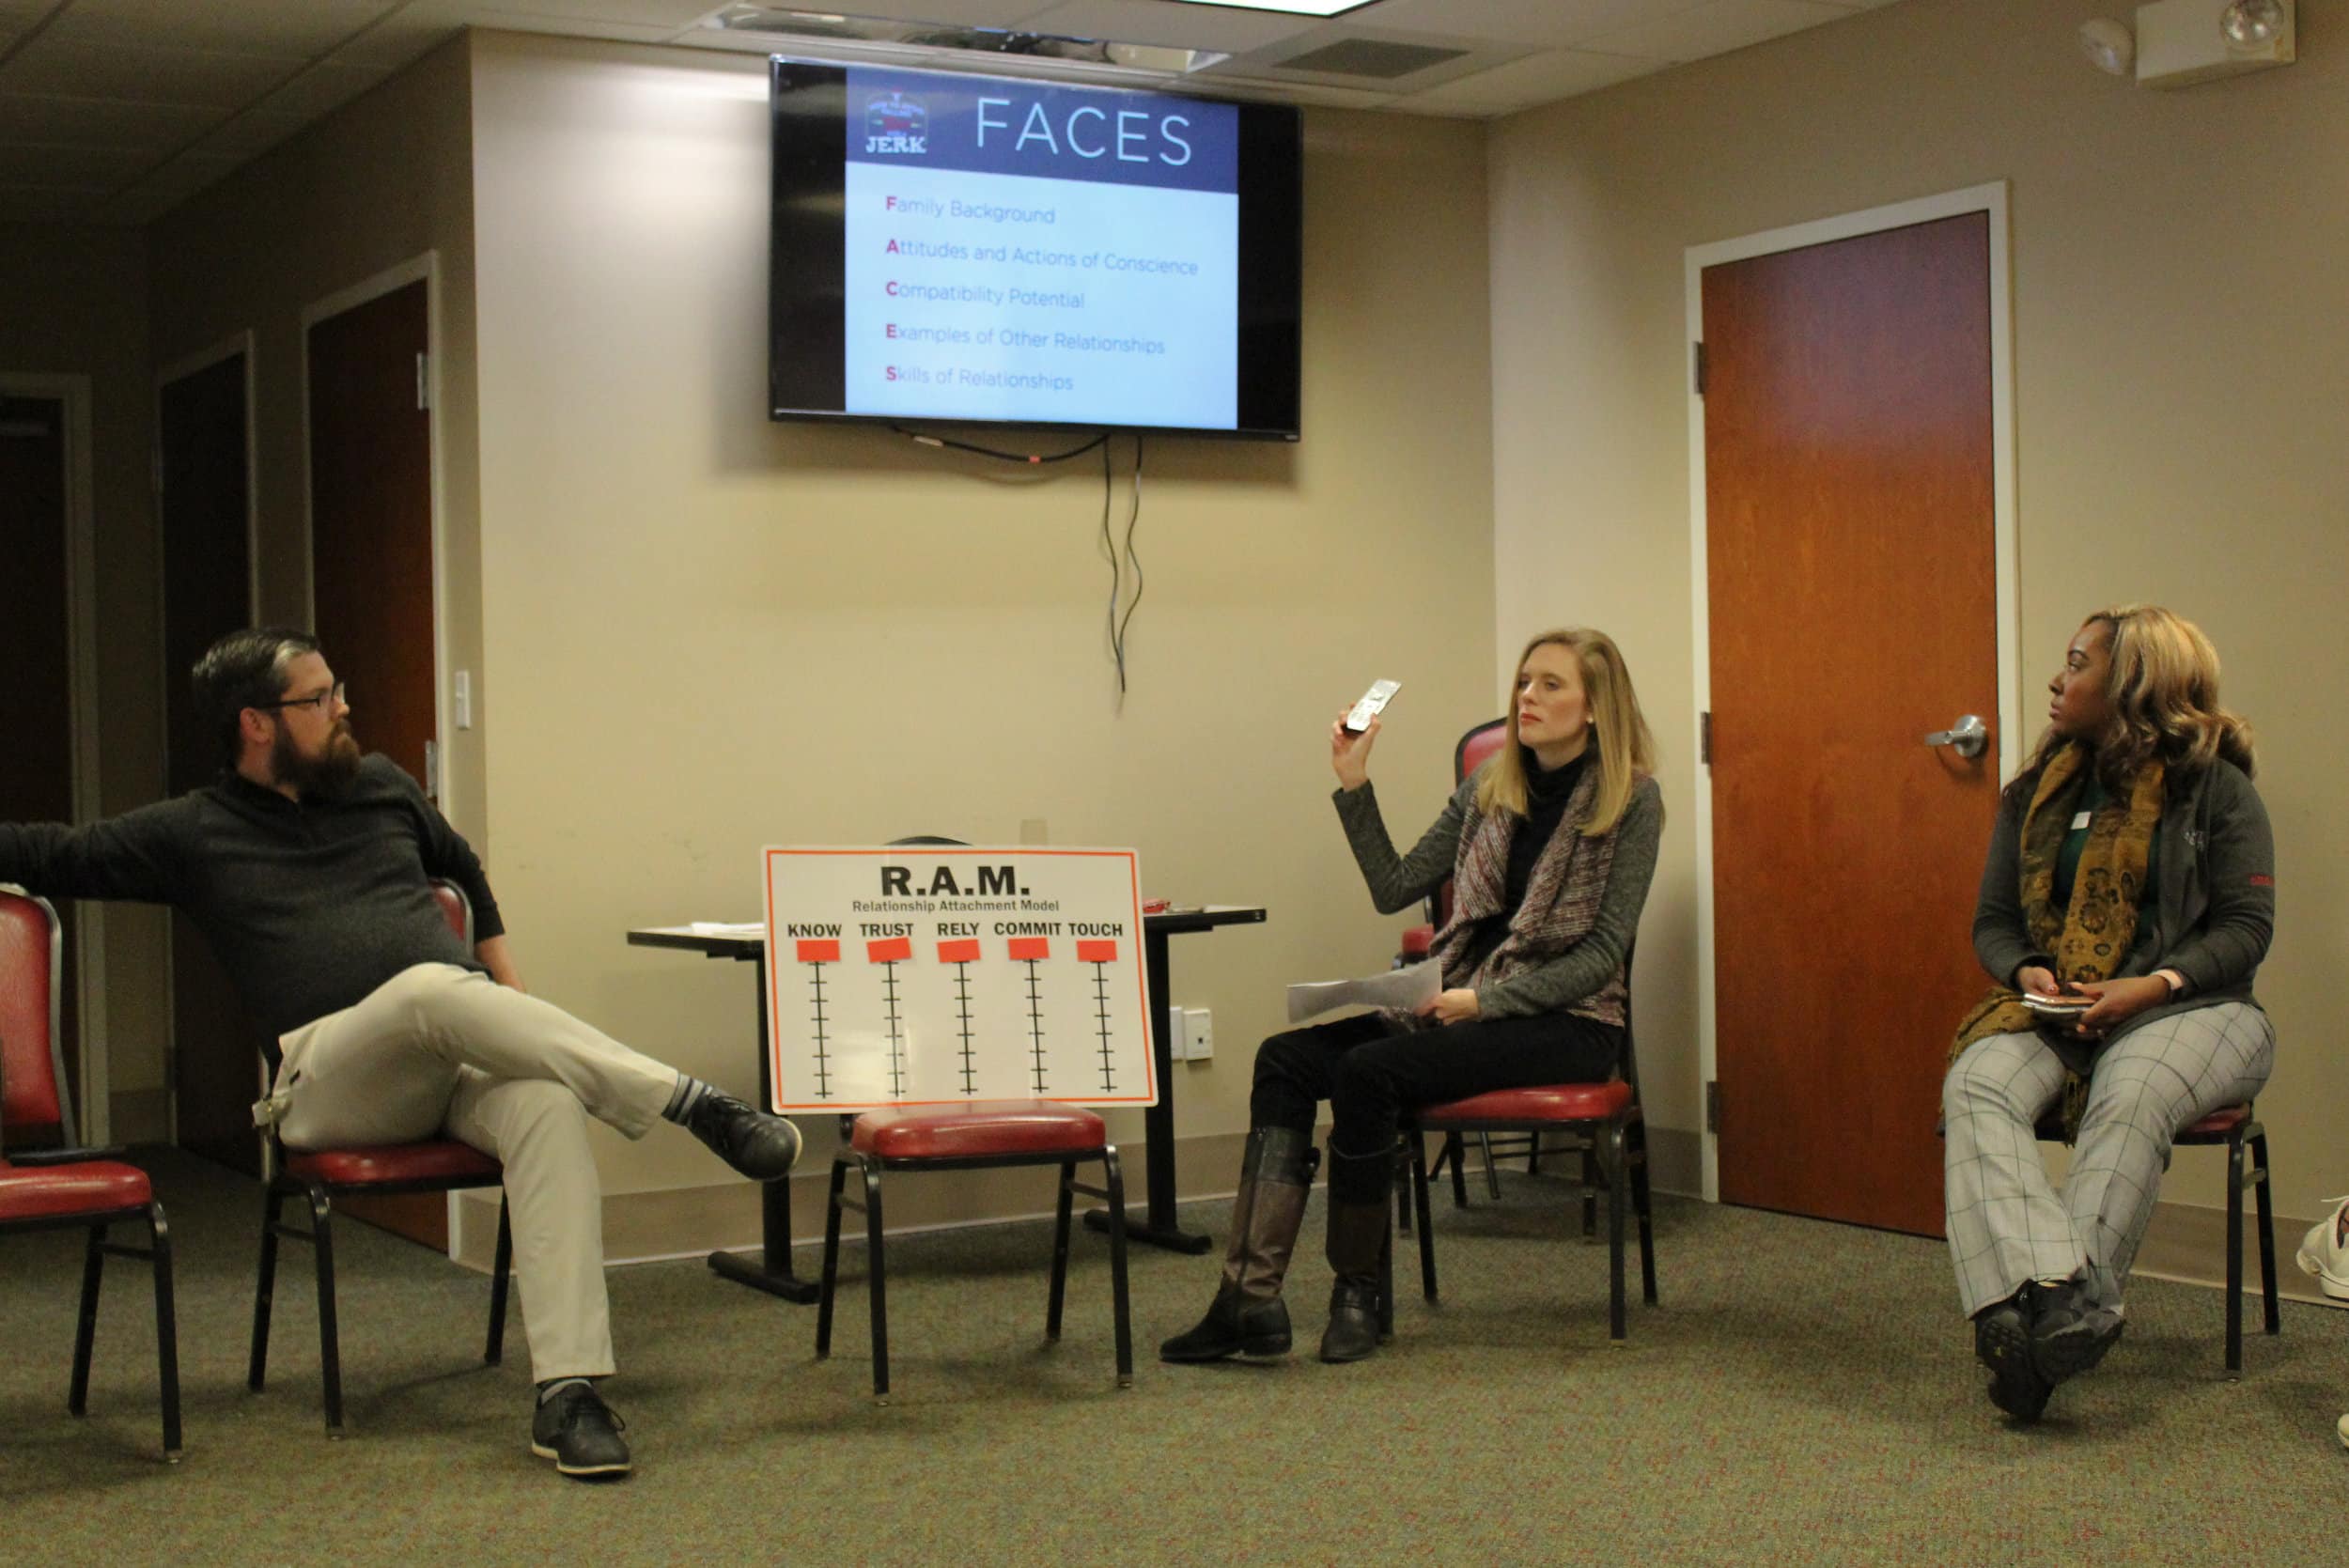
left=1271, top=39, right=1470, bottom=79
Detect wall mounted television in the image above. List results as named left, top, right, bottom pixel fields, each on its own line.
left=769, top=58, right=1303, bottom=441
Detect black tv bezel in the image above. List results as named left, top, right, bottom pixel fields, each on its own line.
left=767, top=57, right=1302, bottom=442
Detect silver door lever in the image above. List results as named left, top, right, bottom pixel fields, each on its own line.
left=1924, top=714, right=1988, bottom=759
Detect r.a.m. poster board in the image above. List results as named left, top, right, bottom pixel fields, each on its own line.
left=760, top=846, right=1156, bottom=1113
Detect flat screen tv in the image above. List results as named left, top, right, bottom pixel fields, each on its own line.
left=769, top=59, right=1303, bottom=441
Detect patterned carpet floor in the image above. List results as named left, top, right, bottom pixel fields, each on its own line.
left=2, top=1147, right=2341, bottom=1566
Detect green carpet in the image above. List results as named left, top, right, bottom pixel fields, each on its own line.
left=2, top=1148, right=2341, bottom=1565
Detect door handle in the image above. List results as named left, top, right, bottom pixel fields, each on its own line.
left=1923, top=714, right=1987, bottom=759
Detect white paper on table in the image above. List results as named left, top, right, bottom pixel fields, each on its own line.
left=1285, top=962, right=1440, bottom=1024
left=688, top=922, right=767, bottom=939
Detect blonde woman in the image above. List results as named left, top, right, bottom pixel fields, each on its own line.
left=1161, top=629, right=1663, bottom=1367
left=1944, top=605, right=2274, bottom=1422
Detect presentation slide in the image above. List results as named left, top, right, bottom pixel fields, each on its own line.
left=841, top=68, right=1240, bottom=429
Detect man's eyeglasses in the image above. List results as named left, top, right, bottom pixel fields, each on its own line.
left=256, top=682, right=346, bottom=716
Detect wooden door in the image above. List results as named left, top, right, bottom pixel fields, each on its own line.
left=308, top=280, right=446, bottom=1248
left=0, top=393, right=81, bottom=1134
left=1703, top=212, right=1998, bottom=1237
left=158, top=351, right=259, bottom=1173
left=308, top=279, right=436, bottom=795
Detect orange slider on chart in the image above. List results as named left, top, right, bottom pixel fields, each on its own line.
left=1077, top=940, right=1118, bottom=963
left=938, top=939, right=981, bottom=962
left=796, top=939, right=840, bottom=962
left=1007, top=937, right=1050, bottom=961
left=867, top=936, right=912, bottom=962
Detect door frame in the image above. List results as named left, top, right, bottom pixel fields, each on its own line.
left=154, top=331, right=259, bottom=1145
left=1684, top=181, right=2020, bottom=1204
left=298, top=252, right=449, bottom=810
left=0, top=371, right=109, bottom=1141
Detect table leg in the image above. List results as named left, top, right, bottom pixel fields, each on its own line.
left=705, top=951, right=818, bottom=1303
left=1083, top=927, right=1212, bottom=1254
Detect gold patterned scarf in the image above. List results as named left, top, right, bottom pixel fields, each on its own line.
left=1948, top=743, right=2165, bottom=1140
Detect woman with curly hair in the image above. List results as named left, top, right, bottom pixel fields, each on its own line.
left=1943, top=605, right=2273, bottom=1422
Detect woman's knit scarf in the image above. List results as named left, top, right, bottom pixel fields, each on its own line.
left=1948, top=742, right=2165, bottom=1139
left=1383, top=762, right=1631, bottom=1032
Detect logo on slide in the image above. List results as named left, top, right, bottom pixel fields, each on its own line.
left=863, top=91, right=928, bottom=155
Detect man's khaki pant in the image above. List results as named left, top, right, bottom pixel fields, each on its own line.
left=265, top=963, right=677, bottom=1381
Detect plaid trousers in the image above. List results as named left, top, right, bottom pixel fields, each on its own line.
left=1941, top=1001, right=2274, bottom=1317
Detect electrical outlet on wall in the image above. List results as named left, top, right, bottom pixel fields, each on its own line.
left=1165, top=1004, right=1187, bottom=1061
left=1182, top=1007, right=1213, bottom=1060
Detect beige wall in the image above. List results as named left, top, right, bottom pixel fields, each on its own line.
left=147, top=35, right=485, bottom=845
left=0, top=223, right=167, bottom=1129
left=1488, top=0, right=2347, bottom=1211
left=465, top=32, right=1496, bottom=1222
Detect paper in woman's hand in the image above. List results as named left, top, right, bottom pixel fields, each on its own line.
left=1286, top=962, right=1441, bottom=1024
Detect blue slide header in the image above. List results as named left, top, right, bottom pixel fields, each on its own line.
left=845, top=67, right=1239, bottom=195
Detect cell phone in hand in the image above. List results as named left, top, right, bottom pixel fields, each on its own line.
left=1343, top=679, right=1400, bottom=733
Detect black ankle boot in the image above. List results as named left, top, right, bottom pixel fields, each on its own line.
left=1160, top=1283, right=1292, bottom=1362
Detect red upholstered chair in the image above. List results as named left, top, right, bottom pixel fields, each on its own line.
left=1402, top=940, right=1657, bottom=1342
left=248, top=879, right=513, bottom=1435
left=0, top=886, right=181, bottom=1461
left=816, top=1101, right=1133, bottom=1402
left=2032, top=1102, right=2277, bottom=1375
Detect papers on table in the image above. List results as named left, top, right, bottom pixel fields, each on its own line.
left=1285, top=962, right=1439, bottom=1025
left=687, top=922, right=767, bottom=939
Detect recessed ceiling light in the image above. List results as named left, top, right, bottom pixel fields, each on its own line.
left=1149, top=0, right=1381, bottom=15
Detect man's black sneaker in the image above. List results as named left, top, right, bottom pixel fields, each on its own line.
left=1975, top=1296, right=2052, bottom=1422
left=530, top=1383, right=632, bottom=1479
left=685, top=1090, right=803, bottom=1181
left=2028, top=1278, right=2123, bottom=1383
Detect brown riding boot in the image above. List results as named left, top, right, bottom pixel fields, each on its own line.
left=1160, top=1126, right=1318, bottom=1362
left=1319, top=1141, right=1394, bottom=1364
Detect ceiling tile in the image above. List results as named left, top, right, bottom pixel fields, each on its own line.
left=1585, top=0, right=1857, bottom=63
left=459, top=0, right=724, bottom=23
left=48, top=0, right=408, bottom=58
left=0, top=138, right=147, bottom=185
left=248, top=59, right=391, bottom=120
left=456, top=8, right=689, bottom=43
left=0, top=38, right=304, bottom=108
left=1014, top=0, right=1319, bottom=52
left=0, top=0, right=57, bottom=28
left=1405, top=45, right=1664, bottom=110
left=715, top=0, right=1047, bottom=30
left=1342, top=0, right=1703, bottom=50
left=326, top=2, right=473, bottom=69
left=0, top=183, right=115, bottom=222
left=190, top=108, right=310, bottom=162
left=0, top=91, right=225, bottom=149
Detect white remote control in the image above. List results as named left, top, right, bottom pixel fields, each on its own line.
left=1344, top=679, right=1401, bottom=733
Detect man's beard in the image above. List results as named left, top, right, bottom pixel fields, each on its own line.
left=272, top=722, right=364, bottom=800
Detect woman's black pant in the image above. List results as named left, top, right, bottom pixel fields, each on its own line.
left=1250, top=1011, right=1622, bottom=1203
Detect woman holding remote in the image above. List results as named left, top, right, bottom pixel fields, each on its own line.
left=1943, top=604, right=2273, bottom=1422
left=1161, top=628, right=1661, bottom=1366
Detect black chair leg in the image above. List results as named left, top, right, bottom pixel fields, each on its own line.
left=1377, top=1206, right=1395, bottom=1342
left=1606, top=1125, right=1628, bottom=1343
left=2223, top=1132, right=2245, bottom=1377
left=1047, top=1158, right=1075, bottom=1341
left=815, top=1154, right=849, bottom=1359
left=308, top=1187, right=345, bottom=1434
left=1445, top=1132, right=1470, bottom=1209
left=1103, top=1149, right=1133, bottom=1388
left=1479, top=1132, right=1502, bottom=1200
left=2252, top=1131, right=2280, bottom=1337
left=149, top=1203, right=182, bottom=1461
left=249, top=1187, right=282, bottom=1391
left=1412, top=1140, right=1439, bottom=1301
left=486, top=1194, right=513, bottom=1366
left=1394, top=1141, right=1415, bottom=1237
left=70, top=1221, right=105, bottom=1417
left=1630, top=1122, right=1658, bottom=1306
left=1580, top=1149, right=1599, bottom=1243
left=863, top=1163, right=889, bottom=1403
